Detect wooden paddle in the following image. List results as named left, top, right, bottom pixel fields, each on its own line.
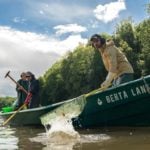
left=5, top=71, right=28, bottom=94
left=1, top=93, right=32, bottom=126
left=85, top=83, right=111, bottom=97
left=2, top=103, right=27, bottom=126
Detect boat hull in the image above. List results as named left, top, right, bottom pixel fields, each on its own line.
left=0, top=102, right=62, bottom=126
left=73, top=75, right=150, bottom=128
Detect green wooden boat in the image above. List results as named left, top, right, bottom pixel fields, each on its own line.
left=0, top=101, right=64, bottom=126
left=41, top=75, right=150, bottom=128
left=1, top=75, right=150, bottom=127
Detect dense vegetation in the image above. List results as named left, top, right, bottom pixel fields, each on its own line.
left=39, top=15, right=150, bottom=105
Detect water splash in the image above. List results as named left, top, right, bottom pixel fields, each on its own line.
left=30, top=131, right=111, bottom=150
left=30, top=115, right=81, bottom=150
left=40, top=96, right=85, bottom=145
left=45, top=115, right=80, bottom=144
left=31, top=113, right=111, bottom=150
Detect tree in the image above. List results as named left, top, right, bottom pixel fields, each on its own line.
left=39, top=44, right=106, bottom=104
left=136, top=19, right=150, bottom=75
left=146, top=3, right=150, bottom=16
left=114, top=19, right=141, bottom=78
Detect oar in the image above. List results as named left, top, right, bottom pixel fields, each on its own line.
left=1, top=93, right=32, bottom=126
left=5, top=71, right=28, bottom=94
left=85, top=84, right=111, bottom=97
left=1, top=103, right=26, bottom=126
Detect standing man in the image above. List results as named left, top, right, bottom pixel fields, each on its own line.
left=90, top=34, right=134, bottom=87
left=14, top=72, right=28, bottom=110
left=25, top=71, right=40, bottom=108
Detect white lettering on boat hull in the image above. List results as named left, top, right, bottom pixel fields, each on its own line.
left=97, top=84, right=148, bottom=105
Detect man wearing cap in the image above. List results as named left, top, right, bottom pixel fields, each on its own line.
left=13, top=72, right=28, bottom=110
left=90, top=34, right=134, bottom=87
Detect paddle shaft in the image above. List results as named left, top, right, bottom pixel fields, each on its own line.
left=5, top=72, right=28, bottom=94
left=2, top=103, right=26, bottom=126
left=1, top=93, right=32, bottom=126
left=85, top=84, right=111, bottom=97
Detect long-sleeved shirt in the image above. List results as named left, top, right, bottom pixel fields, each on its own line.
left=99, top=40, right=134, bottom=78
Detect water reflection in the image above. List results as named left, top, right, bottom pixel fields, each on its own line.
left=0, top=117, right=44, bottom=150
left=0, top=118, right=18, bottom=150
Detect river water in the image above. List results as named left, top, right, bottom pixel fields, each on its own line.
left=1, top=117, right=150, bottom=150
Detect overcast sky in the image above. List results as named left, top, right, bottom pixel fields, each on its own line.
left=0, top=0, right=148, bottom=97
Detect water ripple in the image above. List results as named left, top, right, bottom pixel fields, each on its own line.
left=0, top=118, right=19, bottom=150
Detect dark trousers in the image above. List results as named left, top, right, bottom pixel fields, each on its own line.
left=113, top=73, right=134, bottom=86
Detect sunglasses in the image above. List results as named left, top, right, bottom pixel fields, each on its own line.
left=26, top=76, right=31, bottom=77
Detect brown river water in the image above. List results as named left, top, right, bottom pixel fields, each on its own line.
left=1, top=117, right=150, bottom=150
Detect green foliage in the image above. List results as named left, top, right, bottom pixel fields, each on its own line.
left=60, top=45, right=105, bottom=98
left=136, top=19, right=150, bottom=75
left=39, top=44, right=106, bottom=105
left=115, top=19, right=137, bottom=49
left=40, top=62, right=65, bottom=104
left=0, top=97, right=16, bottom=109
left=146, top=3, right=150, bottom=16
left=114, top=19, right=142, bottom=78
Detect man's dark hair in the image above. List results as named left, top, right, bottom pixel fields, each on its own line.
left=90, top=34, right=106, bottom=45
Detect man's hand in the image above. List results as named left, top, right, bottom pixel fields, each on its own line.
left=101, top=80, right=111, bottom=88
left=18, top=86, right=24, bottom=90
left=101, top=72, right=116, bottom=88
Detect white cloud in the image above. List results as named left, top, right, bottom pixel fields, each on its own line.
left=0, top=26, right=87, bottom=55
left=0, top=26, right=87, bottom=96
left=51, top=34, right=87, bottom=55
left=27, top=1, right=92, bottom=22
left=13, top=17, right=26, bottom=24
left=39, top=10, right=44, bottom=15
left=89, top=20, right=99, bottom=28
left=54, top=24, right=87, bottom=35
left=94, top=0, right=126, bottom=23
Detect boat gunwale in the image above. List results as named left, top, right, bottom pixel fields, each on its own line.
left=0, top=95, right=84, bottom=116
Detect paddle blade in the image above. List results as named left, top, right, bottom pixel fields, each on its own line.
left=40, top=95, right=86, bottom=126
